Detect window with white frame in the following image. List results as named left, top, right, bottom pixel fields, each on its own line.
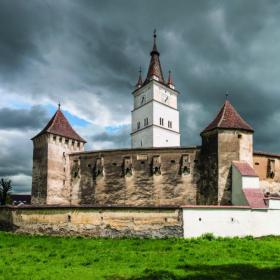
left=159, top=117, right=164, bottom=126
left=137, top=121, right=140, bottom=129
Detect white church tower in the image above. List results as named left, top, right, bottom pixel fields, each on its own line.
left=131, top=31, right=180, bottom=148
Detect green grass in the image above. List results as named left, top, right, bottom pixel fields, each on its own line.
left=0, top=232, right=280, bottom=279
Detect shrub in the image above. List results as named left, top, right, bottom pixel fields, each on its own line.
left=200, top=233, right=216, bottom=241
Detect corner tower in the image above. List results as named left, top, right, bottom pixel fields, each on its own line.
left=131, top=31, right=180, bottom=148
left=31, top=105, right=86, bottom=205
left=200, top=99, right=254, bottom=205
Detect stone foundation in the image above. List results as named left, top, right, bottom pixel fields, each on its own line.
left=0, top=206, right=182, bottom=238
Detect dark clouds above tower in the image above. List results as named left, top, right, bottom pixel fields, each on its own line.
left=1, top=0, right=280, bottom=192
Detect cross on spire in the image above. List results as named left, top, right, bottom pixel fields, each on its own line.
left=58, top=102, right=61, bottom=110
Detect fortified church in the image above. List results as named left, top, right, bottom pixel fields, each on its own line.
left=31, top=32, right=280, bottom=209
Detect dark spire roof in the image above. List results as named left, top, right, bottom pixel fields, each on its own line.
left=32, top=105, right=86, bottom=142
left=135, top=66, right=143, bottom=88
left=167, top=70, right=173, bottom=86
left=201, top=100, right=254, bottom=134
left=144, top=30, right=164, bottom=84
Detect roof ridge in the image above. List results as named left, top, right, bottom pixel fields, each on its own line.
left=32, top=109, right=86, bottom=142
left=201, top=100, right=254, bottom=134
left=217, top=102, right=227, bottom=127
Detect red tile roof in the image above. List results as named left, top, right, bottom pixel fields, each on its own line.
left=32, top=108, right=86, bottom=142
left=232, top=161, right=257, bottom=177
left=202, top=100, right=254, bottom=134
left=144, top=32, right=164, bottom=85
left=243, top=188, right=266, bottom=208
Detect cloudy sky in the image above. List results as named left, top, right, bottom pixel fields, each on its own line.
left=1, top=0, right=280, bottom=193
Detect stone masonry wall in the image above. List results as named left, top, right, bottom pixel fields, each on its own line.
left=31, top=135, right=48, bottom=205
left=46, top=133, right=84, bottom=205
left=0, top=206, right=182, bottom=238
left=253, top=153, right=280, bottom=196
left=218, top=130, right=253, bottom=205
left=69, top=147, right=200, bottom=206
left=199, top=131, right=218, bottom=205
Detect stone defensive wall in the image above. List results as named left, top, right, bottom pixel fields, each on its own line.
left=0, top=205, right=182, bottom=238
left=66, top=147, right=201, bottom=206
left=2, top=203, right=280, bottom=238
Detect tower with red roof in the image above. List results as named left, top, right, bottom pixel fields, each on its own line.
left=199, top=99, right=254, bottom=205
left=31, top=105, right=86, bottom=205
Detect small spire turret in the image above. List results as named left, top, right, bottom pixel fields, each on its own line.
left=136, top=66, right=143, bottom=88
left=167, top=70, right=175, bottom=89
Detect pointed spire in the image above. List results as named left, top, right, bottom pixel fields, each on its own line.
left=135, top=66, right=143, bottom=88
left=167, top=70, right=175, bottom=89
left=32, top=107, right=86, bottom=142
left=201, top=99, right=254, bottom=134
left=151, top=29, right=159, bottom=55
left=58, top=102, right=61, bottom=110
left=144, top=30, right=164, bottom=84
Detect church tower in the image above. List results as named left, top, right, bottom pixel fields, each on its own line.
left=131, top=31, right=180, bottom=148
left=31, top=105, right=86, bottom=205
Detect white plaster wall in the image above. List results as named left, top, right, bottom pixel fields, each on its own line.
left=183, top=208, right=280, bottom=238
left=153, top=102, right=179, bottom=133
left=183, top=208, right=252, bottom=237
left=133, top=85, right=153, bottom=108
left=232, top=165, right=260, bottom=206
left=131, top=126, right=153, bottom=148
left=131, top=102, right=153, bottom=132
left=232, top=166, right=247, bottom=205
left=152, top=126, right=180, bottom=147
left=153, top=83, right=178, bottom=109
left=131, top=80, right=180, bottom=148
left=267, top=199, right=280, bottom=209
left=242, top=177, right=260, bottom=189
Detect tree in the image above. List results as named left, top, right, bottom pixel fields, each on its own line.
left=0, top=178, right=12, bottom=205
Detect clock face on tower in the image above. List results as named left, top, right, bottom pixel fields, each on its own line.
left=161, top=92, right=170, bottom=105
left=140, top=95, right=146, bottom=105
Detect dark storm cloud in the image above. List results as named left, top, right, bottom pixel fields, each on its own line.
left=0, top=106, right=48, bottom=129
left=0, top=141, right=32, bottom=177
left=92, top=126, right=130, bottom=148
left=1, top=0, right=280, bottom=192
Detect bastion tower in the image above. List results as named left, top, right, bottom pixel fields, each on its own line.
left=31, top=105, right=86, bottom=205
left=199, top=99, right=254, bottom=205
left=131, top=31, right=180, bottom=148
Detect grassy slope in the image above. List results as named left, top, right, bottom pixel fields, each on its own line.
left=0, top=232, right=280, bottom=280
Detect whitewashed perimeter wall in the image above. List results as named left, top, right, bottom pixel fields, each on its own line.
left=183, top=208, right=280, bottom=237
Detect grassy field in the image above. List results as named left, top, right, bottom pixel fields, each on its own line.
left=0, top=232, right=280, bottom=280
